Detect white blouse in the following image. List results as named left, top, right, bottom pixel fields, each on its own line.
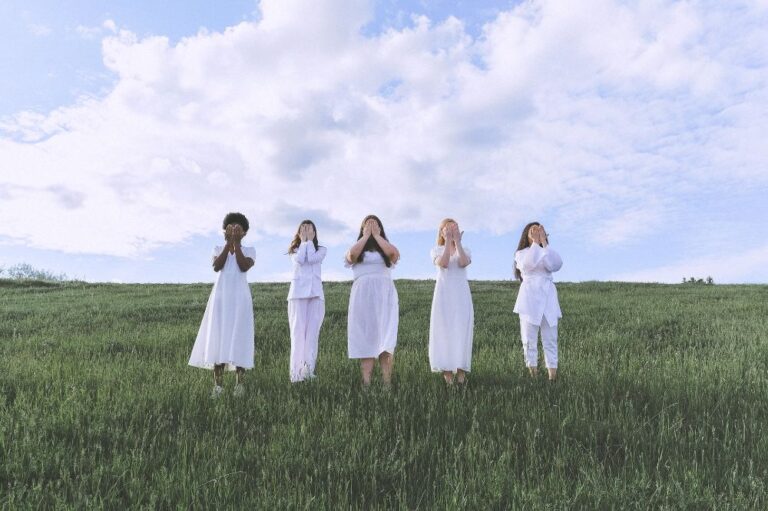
left=287, top=241, right=326, bottom=300
left=513, top=243, right=563, bottom=326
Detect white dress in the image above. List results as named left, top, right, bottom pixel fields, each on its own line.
left=189, top=246, right=255, bottom=370
left=346, top=251, right=399, bottom=359
left=429, top=246, right=474, bottom=372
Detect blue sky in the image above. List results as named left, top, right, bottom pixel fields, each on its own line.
left=1, top=0, right=767, bottom=284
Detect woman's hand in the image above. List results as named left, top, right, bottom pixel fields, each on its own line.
left=362, top=220, right=373, bottom=238
left=539, top=226, right=548, bottom=247
left=231, top=224, right=244, bottom=246
left=225, top=224, right=234, bottom=245
left=528, top=225, right=540, bottom=245
left=370, top=219, right=381, bottom=237
left=452, top=224, right=462, bottom=246
left=299, top=224, right=308, bottom=242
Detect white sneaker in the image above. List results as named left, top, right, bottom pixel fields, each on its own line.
left=210, top=385, right=223, bottom=399
left=233, top=384, right=245, bottom=397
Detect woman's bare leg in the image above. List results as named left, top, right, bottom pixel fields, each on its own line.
left=379, top=352, right=393, bottom=386
left=360, top=358, right=375, bottom=386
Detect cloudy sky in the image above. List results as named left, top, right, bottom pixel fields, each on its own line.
left=1, top=0, right=767, bottom=283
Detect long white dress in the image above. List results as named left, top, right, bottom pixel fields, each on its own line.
left=429, top=246, right=474, bottom=372
left=189, top=246, right=255, bottom=370
left=346, top=251, right=399, bottom=359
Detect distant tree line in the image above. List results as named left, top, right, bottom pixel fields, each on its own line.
left=0, top=263, right=69, bottom=281
left=682, top=276, right=714, bottom=285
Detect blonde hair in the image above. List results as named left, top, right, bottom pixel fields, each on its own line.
left=436, top=218, right=457, bottom=246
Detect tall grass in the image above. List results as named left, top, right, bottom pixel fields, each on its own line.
left=1, top=279, right=766, bottom=508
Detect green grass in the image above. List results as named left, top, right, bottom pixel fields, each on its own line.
left=1, top=279, right=767, bottom=509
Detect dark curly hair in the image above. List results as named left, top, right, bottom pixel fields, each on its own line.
left=222, top=212, right=249, bottom=233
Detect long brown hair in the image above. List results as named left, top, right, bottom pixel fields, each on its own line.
left=357, top=214, right=392, bottom=267
left=287, top=219, right=320, bottom=254
left=515, top=221, right=541, bottom=281
left=436, top=218, right=456, bottom=246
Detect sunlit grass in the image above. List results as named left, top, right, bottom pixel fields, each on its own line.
left=1, top=279, right=766, bottom=508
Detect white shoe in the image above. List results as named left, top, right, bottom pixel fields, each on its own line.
left=233, top=384, right=245, bottom=397
left=210, top=385, right=223, bottom=399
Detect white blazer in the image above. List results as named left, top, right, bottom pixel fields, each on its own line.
left=287, top=241, right=326, bottom=300
left=513, top=243, right=563, bottom=326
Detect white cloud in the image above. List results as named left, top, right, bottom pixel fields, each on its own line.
left=1, top=0, right=767, bottom=258
left=28, top=23, right=52, bottom=37
left=612, top=243, right=768, bottom=283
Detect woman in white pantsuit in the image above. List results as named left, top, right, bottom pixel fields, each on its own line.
left=513, top=222, right=563, bottom=381
left=345, top=215, right=400, bottom=386
left=287, top=220, right=326, bottom=383
left=429, top=218, right=474, bottom=385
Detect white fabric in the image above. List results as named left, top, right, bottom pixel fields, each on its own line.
left=520, top=316, right=558, bottom=368
left=513, top=243, right=563, bottom=326
left=189, top=246, right=255, bottom=370
left=428, top=245, right=474, bottom=372
left=287, top=242, right=326, bottom=300
left=288, top=297, right=325, bottom=382
left=346, top=251, right=399, bottom=359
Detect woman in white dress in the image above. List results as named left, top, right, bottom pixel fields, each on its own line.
left=429, top=218, right=474, bottom=385
left=286, top=220, right=326, bottom=383
left=345, top=215, right=400, bottom=386
left=189, top=212, right=255, bottom=398
left=513, top=222, right=563, bottom=381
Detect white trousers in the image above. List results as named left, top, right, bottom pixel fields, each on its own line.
left=288, top=297, right=325, bottom=382
left=520, top=316, right=558, bottom=369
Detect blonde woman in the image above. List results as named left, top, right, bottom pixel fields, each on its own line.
left=428, top=219, right=474, bottom=385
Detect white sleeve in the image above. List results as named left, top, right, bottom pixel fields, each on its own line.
left=515, top=244, right=545, bottom=273
left=431, top=246, right=443, bottom=265
left=212, top=246, right=222, bottom=263
left=542, top=247, right=562, bottom=272
left=291, top=241, right=309, bottom=265
left=306, top=245, right=326, bottom=264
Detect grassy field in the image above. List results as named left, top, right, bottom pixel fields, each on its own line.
left=1, top=279, right=767, bottom=509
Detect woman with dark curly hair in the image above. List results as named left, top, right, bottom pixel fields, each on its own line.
left=189, top=212, right=255, bottom=398
left=344, top=215, right=400, bottom=386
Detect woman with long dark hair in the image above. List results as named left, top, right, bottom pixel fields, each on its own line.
left=286, top=220, right=326, bottom=382
left=345, top=215, right=400, bottom=386
left=513, top=222, right=563, bottom=381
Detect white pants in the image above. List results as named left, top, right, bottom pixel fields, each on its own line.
left=520, top=316, right=558, bottom=369
left=288, top=297, right=325, bottom=382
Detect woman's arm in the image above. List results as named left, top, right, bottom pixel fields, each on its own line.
left=291, top=241, right=309, bottom=265
left=436, top=246, right=451, bottom=268
left=232, top=244, right=255, bottom=272
left=373, top=234, right=400, bottom=264
left=345, top=221, right=371, bottom=264
left=213, top=244, right=231, bottom=272
left=231, top=226, right=254, bottom=272
left=306, top=245, right=327, bottom=264
left=454, top=226, right=470, bottom=268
